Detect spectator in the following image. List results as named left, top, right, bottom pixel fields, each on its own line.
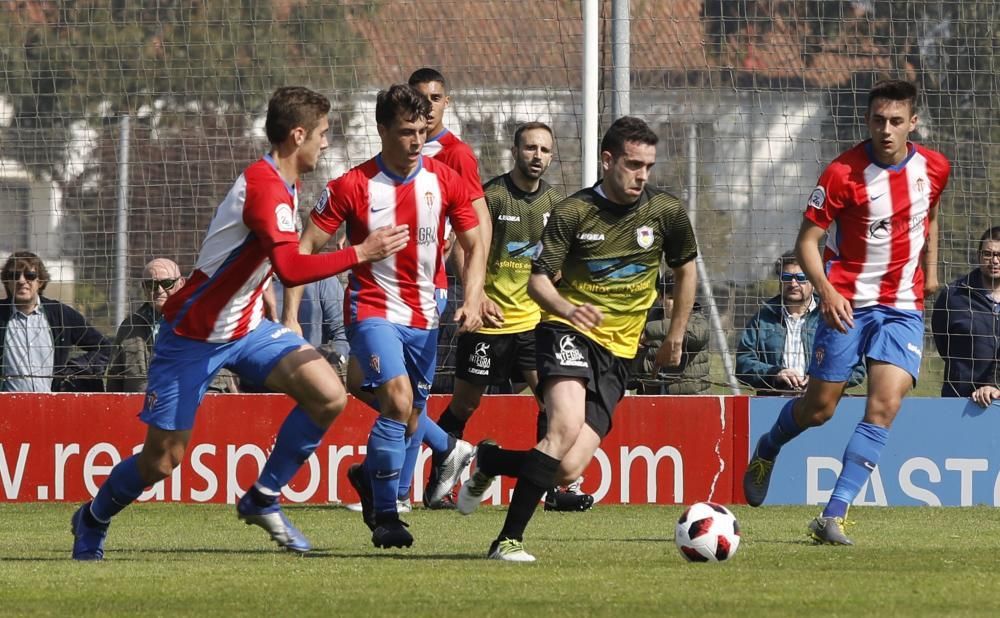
left=1, top=251, right=110, bottom=392
left=633, top=272, right=710, bottom=394
left=736, top=251, right=865, bottom=395
left=272, top=274, right=349, bottom=372
left=106, top=258, right=237, bottom=393
left=932, top=226, right=1000, bottom=397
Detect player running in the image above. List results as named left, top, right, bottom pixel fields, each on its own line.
left=70, top=86, right=409, bottom=560
left=742, top=79, right=951, bottom=545
left=286, top=84, right=487, bottom=548
left=456, top=116, right=699, bottom=561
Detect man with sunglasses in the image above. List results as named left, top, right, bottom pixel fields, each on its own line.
left=106, top=258, right=236, bottom=393
left=737, top=251, right=865, bottom=396
left=1, top=251, right=111, bottom=392
left=932, top=226, right=1000, bottom=398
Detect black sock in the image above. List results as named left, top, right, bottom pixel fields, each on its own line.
left=436, top=405, right=467, bottom=439
left=498, top=449, right=559, bottom=542
left=477, top=442, right=528, bottom=478
left=535, top=408, right=547, bottom=443
left=248, top=485, right=277, bottom=507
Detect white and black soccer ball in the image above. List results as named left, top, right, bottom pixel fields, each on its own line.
left=674, top=501, right=741, bottom=562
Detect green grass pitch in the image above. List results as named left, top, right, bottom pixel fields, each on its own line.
left=2, top=503, right=998, bottom=616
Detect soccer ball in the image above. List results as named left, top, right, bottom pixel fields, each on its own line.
left=674, top=502, right=741, bottom=562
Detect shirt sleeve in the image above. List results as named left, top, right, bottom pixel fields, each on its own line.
left=661, top=199, right=698, bottom=268
left=309, top=179, right=351, bottom=236
left=803, top=160, right=851, bottom=230
left=444, top=169, right=479, bottom=234
left=242, top=178, right=301, bottom=250
left=443, top=146, right=485, bottom=201
left=532, top=197, right=578, bottom=278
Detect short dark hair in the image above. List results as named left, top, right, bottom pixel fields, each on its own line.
left=265, top=86, right=331, bottom=145
left=979, top=226, right=1000, bottom=252
left=2, top=251, right=50, bottom=292
left=600, top=116, right=658, bottom=158
left=408, top=67, right=446, bottom=89
left=867, top=79, right=918, bottom=114
left=773, top=250, right=800, bottom=277
left=375, top=84, right=431, bottom=127
left=513, top=122, right=554, bottom=148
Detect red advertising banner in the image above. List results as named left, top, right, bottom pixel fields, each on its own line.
left=0, top=394, right=747, bottom=505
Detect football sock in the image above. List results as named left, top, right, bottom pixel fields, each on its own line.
left=823, top=422, right=889, bottom=519
left=436, top=405, right=467, bottom=439
left=367, top=416, right=407, bottom=514
left=477, top=441, right=529, bottom=478
left=90, top=454, right=147, bottom=523
left=419, top=413, right=450, bottom=453
left=757, top=397, right=805, bottom=461
left=498, top=449, right=560, bottom=542
left=256, top=406, right=326, bottom=495
left=396, top=427, right=423, bottom=501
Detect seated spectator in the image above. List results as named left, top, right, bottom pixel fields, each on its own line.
left=106, top=258, right=237, bottom=393
left=632, top=272, right=710, bottom=394
left=1, top=251, right=111, bottom=392
left=271, top=274, right=349, bottom=373
left=736, top=250, right=865, bottom=395
left=932, top=226, right=1000, bottom=397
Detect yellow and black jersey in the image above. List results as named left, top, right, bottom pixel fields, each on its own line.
left=481, top=174, right=564, bottom=334
left=532, top=185, right=698, bottom=358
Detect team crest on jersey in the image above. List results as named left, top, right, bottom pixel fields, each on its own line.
left=369, top=354, right=381, bottom=375
left=275, top=203, right=296, bottom=233
left=807, top=186, right=826, bottom=210
left=636, top=226, right=654, bottom=249
left=424, top=191, right=436, bottom=217
left=916, top=178, right=926, bottom=194
left=313, top=188, right=330, bottom=214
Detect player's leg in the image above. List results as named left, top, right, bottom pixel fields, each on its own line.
left=228, top=321, right=342, bottom=552
left=812, top=308, right=921, bottom=545
left=73, top=330, right=219, bottom=560
left=435, top=332, right=499, bottom=439
left=743, top=313, right=863, bottom=507
left=346, top=355, right=379, bottom=410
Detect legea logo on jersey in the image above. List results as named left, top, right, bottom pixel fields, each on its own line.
left=557, top=335, right=588, bottom=368
left=275, top=203, right=296, bottom=233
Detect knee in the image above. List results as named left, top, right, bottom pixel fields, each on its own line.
left=798, top=396, right=838, bottom=428
left=453, top=396, right=480, bottom=418
left=137, top=449, right=182, bottom=483
left=315, top=389, right=348, bottom=425
left=866, top=393, right=903, bottom=424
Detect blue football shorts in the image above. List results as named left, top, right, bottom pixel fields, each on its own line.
left=348, top=318, right=437, bottom=410
left=808, top=304, right=925, bottom=383
left=140, top=319, right=307, bottom=431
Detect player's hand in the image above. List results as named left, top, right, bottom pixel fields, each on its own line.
left=971, top=386, right=1000, bottom=408
left=355, top=225, right=409, bottom=263
left=653, top=333, right=684, bottom=375
left=819, top=289, right=854, bottom=334
left=455, top=300, right=484, bottom=334
left=776, top=368, right=808, bottom=391
left=480, top=298, right=505, bottom=328
left=924, top=273, right=941, bottom=296
left=567, top=303, right=602, bottom=331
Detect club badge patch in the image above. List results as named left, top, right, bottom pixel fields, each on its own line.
left=807, top=186, right=826, bottom=210
left=636, top=226, right=654, bottom=249
left=275, top=203, right=296, bottom=232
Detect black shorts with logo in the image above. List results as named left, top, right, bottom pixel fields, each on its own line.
left=535, top=321, right=631, bottom=439
left=455, top=329, right=536, bottom=386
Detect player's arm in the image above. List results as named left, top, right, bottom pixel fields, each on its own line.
left=453, top=226, right=486, bottom=333
left=450, top=196, right=502, bottom=323
left=281, top=220, right=333, bottom=333
left=653, top=259, right=696, bottom=374
left=796, top=218, right=853, bottom=333
left=922, top=205, right=940, bottom=295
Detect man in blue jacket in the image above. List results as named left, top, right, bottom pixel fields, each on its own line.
left=932, top=226, right=1000, bottom=397
left=737, top=251, right=865, bottom=395
left=1, top=251, right=110, bottom=392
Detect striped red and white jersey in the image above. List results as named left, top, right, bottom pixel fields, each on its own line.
left=310, top=155, right=478, bottom=329
left=804, top=140, right=951, bottom=310
left=423, top=129, right=485, bottom=289
left=163, top=156, right=299, bottom=342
